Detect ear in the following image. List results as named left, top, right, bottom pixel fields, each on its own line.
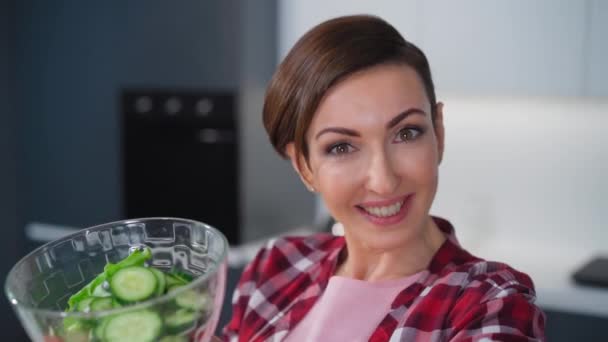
left=434, top=102, right=445, bottom=165
left=285, top=142, right=316, bottom=191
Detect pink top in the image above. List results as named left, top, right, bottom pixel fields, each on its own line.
left=285, top=273, right=422, bottom=342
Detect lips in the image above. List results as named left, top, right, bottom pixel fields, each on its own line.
left=355, top=194, right=413, bottom=226
left=360, top=200, right=403, bottom=217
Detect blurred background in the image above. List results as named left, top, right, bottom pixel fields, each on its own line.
left=1, top=0, right=606, bottom=340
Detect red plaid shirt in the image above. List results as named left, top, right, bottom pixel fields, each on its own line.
left=222, top=217, right=546, bottom=341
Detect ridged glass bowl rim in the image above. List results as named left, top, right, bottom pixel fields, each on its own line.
left=4, top=217, right=229, bottom=320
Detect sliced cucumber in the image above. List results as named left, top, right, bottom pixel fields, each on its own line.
left=92, top=282, right=112, bottom=298
left=159, top=335, right=188, bottom=342
left=62, top=316, right=91, bottom=340
left=62, top=315, right=95, bottom=342
left=167, top=285, right=182, bottom=293
left=165, top=273, right=187, bottom=288
left=103, top=310, right=162, bottom=342
left=149, top=267, right=166, bottom=296
left=174, top=288, right=209, bottom=311
left=164, top=308, right=198, bottom=335
left=112, top=298, right=122, bottom=309
left=89, top=297, right=114, bottom=312
left=76, top=297, right=95, bottom=312
left=94, top=317, right=111, bottom=341
left=104, top=246, right=152, bottom=277
left=109, top=266, right=157, bottom=302
left=67, top=247, right=152, bottom=312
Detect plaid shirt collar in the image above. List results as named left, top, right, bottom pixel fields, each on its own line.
left=265, top=217, right=474, bottom=338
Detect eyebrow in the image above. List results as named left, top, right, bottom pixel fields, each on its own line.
left=314, top=107, right=427, bottom=140
left=386, top=108, right=427, bottom=129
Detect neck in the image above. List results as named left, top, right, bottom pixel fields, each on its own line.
left=335, top=216, right=446, bottom=282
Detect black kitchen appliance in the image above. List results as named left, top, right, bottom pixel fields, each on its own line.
left=573, top=256, right=608, bottom=289
left=121, top=89, right=239, bottom=244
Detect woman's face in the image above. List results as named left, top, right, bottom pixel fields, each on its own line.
left=293, top=63, right=444, bottom=252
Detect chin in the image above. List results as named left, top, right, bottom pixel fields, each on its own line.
left=349, top=220, right=427, bottom=251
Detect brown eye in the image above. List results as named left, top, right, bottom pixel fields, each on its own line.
left=396, top=127, right=422, bottom=142
left=328, top=142, right=354, bottom=155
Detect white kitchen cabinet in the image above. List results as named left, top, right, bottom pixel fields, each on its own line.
left=586, top=0, right=608, bottom=97
left=418, top=0, right=587, bottom=96
left=279, top=0, right=595, bottom=97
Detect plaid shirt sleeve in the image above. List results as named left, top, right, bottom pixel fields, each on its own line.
left=220, top=234, right=340, bottom=342
left=446, top=265, right=546, bottom=341
left=222, top=242, right=270, bottom=342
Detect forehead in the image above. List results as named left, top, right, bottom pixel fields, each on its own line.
left=311, top=64, right=430, bottom=130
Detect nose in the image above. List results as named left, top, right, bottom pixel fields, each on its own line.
left=365, top=149, right=400, bottom=196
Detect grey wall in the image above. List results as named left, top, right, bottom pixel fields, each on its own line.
left=238, top=1, right=315, bottom=241
left=1, top=0, right=18, bottom=238
left=12, top=0, right=314, bottom=243
left=14, top=1, right=240, bottom=228
left=586, top=0, right=608, bottom=96
left=1, top=1, right=27, bottom=339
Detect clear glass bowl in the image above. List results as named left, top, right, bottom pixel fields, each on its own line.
left=4, top=217, right=228, bottom=342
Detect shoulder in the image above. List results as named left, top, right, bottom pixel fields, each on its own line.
left=439, top=260, right=545, bottom=339
left=420, top=249, right=539, bottom=315
left=439, top=257, right=543, bottom=330
left=244, top=233, right=343, bottom=281
left=425, top=257, right=545, bottom=339
left=426, top=226, right=537, bottom=303
left=423, top=236, right=539, bottom=311
left=442, top=256, right=537, bottom=304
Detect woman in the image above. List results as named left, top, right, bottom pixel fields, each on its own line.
left=223, top=15, right=546, bottom=341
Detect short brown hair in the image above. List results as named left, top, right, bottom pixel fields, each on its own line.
left=263, top=15, right=437, bottom=161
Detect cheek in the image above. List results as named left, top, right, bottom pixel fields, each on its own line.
left=403, top=146, right=438, bottom=179
left=313, top=159, right=366, bottom=211
left=393, top=140, right=440, bottom=194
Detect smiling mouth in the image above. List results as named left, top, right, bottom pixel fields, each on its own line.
left=356, top=197, right=408, bottom=218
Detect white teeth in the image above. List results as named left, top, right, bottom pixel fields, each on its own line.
left=362, top=201, right=403, bottom=218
